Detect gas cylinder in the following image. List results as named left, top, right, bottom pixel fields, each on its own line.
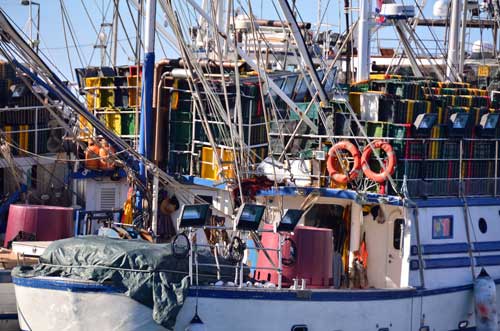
left=474, top=268, right=498, bottom=331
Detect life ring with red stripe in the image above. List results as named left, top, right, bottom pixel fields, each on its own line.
left=326, top=140, right=361, bottom=184
left=361, top=140, right=396, bottom=183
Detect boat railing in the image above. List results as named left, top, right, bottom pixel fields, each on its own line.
left=0, top=105, right=64, bottom=156
left=184, top=226, right=285, bottom=289
left=258, top=134, right=500, bottom=197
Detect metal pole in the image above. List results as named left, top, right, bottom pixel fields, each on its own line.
left=344, top=0, right=351, bottom=84
left=278, top=233, right=283, bottom=289
left=151, top=168, right=159, bottom=242
left=29, top=1, right=32, bottom=49
left=184, top=0, right=319, bottom=132
left=137, top=0, right=156, bottom=209
left=111, top=0, right=120, bottom=67
left=458, top=0, right=468, bottom=79
left=446, top=0, right=461, bottom=81
left=357, top=0, right=372, bottom=82
left=35, top=3, right=40, bottom=54
left=495, top=140, right=498, bottom=196
left=276, top=0, right=329, bottom=104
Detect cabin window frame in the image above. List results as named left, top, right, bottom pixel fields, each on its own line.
left=393, top=218, right=405, bottom=250
left=432, top=215, right=454, bottom=239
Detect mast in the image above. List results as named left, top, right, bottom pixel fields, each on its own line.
left=446, top=0, right=461, bottom=81
left=344, top=0, right=351, bottom=83
left=137, top=0, right=156, bottom=213
left=139, top=0, right=156, bottom=160
left=111, top=0, right=120, bottom=67
left=357, top=0, right=372, bottom=82
left=458, top=0, right=468, bottom=79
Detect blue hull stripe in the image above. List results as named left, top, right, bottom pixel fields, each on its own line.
left=12, top=277, right=121, bottom=293
left=187, top=281, right=490, bottom=301
left=411, top=241, right=500, bottom=256
left=10, top=276, right=500, bottom=303
left=0, top=270, right=12, bottom=283
left=411, top=254, right=500, bottom=270
left=0, top=313, right=17, bottom=321
left=0, top=313, right=17, bottom=320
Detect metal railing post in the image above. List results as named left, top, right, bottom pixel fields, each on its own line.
left=278, top=233, right=283, bottom=289
left=495, top=140, right=499, bottom=197
left=459, top=139, right=463, bottom=196
left=35, top=106, right=38, bottom=153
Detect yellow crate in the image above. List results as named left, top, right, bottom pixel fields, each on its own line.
left=18, top=125, right=29, bottom=155
left=103, top=108, right=121, bottom=136
left=478, top=65, right=490, bottom=77
left=85, top=77, right=100, bottom=109
left=348, top=92, right=362, bottom=115
left=127, top=76, right=142, bottom=107
left=200, top=147, right=235, bottom=180
left=78, top=116, right=93, bottom=139
left=170, top=79, right=180, bottom=110
left=406, top=100, right=414, bottom=124
left=3, top=125, right=12, bottom=145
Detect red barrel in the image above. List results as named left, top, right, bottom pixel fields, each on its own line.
left=255, top=225, right=333, bottom=288
left=3, top=205, right=73, bottom=247
left=288, top=226, right=333, bottom=288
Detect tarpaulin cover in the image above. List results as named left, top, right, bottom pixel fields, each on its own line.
left=13, top=236, right=243, bottom=329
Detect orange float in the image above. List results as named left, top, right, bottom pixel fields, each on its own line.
left=361, top=140, right=396, bottom=183
left=326, top=140, right=361, bottom=184
left=98, top=140, right=116, bottom=170
left=84, top=139, right=100, bottom=170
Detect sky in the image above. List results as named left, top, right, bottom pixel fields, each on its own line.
left=0, top=0, right=495, bottom=81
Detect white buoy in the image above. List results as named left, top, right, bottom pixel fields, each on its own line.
left=433, top=0, right=449, bottom=17
left=474, top=269, right=498, bottom=331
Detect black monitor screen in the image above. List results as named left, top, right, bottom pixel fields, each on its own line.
left=419, top=115, right=436, bottom=129
left=452, top=113, right=471, bottom=129
left=485, top=114, right=500, bottom=129
left=277, top=209, right=304, bottom=232
left=236, top=204, right=266, bottom=231
left=179, top=204, right=211, bottom=228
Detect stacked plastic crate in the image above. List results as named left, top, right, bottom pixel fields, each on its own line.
left=79, top=66, right=141, bottom=144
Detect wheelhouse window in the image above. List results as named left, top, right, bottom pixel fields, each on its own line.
left=432, top=215, right=453, bottom=239
left=393, top=219, right=405, bottom=250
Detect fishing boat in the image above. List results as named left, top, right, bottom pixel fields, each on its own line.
left=2, top=0, right=500, bottom=330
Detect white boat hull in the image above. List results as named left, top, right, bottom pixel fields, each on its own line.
left=14, top=277, right=166, bottom=331
left=13, top=275, right=495, bottom=331
left=0, top=270, right=18, bottom=331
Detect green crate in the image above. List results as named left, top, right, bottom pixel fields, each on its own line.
left=121, top=113, right=136, bottom=136
left=366, top=121, right=389, bottom=137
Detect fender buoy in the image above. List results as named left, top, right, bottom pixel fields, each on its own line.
left=99, top=140, right=116, bottom=170
left=85, top=139, right=100, bottom=170
left=361, top=140, right=396, bottom=183
left=326, top=140, right=361, bottom=184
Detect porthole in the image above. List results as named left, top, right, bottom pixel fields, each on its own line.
left=479, top=218, right=487, bottom=234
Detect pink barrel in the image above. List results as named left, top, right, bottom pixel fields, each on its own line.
left=3, top=205, right=73, bottom=247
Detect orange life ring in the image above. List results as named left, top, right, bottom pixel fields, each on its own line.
left=361, top=140, right=396, bottom=183
left=326, top=140, right=361, bottom=184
